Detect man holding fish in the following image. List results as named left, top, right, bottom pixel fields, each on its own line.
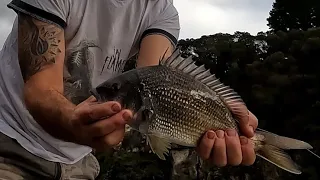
left=0, top=0, right=258, bottom=179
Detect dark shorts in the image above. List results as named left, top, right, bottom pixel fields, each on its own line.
left=0, top=132, right=100, bottom=180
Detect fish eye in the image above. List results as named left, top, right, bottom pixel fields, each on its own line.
left=111, top=83, right=121, bottom=91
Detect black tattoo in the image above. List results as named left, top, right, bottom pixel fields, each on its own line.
left=18, top=13, right=62, bottom=81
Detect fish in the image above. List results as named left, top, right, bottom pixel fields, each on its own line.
left=90, top=49, right=317, bottom=175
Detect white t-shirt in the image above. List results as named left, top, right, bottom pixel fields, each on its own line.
left=0, top=0, right=180, bottom=164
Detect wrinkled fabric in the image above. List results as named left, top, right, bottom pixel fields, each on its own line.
left=0, top=132, right=100, bottom=180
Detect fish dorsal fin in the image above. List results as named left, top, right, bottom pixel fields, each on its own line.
left=161, top=49, right=248, bottom=121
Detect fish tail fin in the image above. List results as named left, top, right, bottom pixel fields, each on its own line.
left=256, top=128, right=313, bottom=150
left=255, top=129, right=314, bottom=174
left=306, top=149, right=320, bottom=159
left=256, top=144, right=302, bottom=174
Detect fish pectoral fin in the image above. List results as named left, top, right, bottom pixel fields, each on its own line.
left=257, top=145, right=302, bottom=175
left=147, top=133, right=171, bottom=160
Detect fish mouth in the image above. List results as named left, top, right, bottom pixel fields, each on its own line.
left=89, top=89, right=102, bottom=101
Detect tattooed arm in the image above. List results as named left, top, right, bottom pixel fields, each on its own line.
left=18, top=13, right=76, bottom=141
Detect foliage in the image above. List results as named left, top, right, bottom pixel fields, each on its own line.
left=267, top=0, right=320, bottom=32
left=95, top=28, right=320, bottom=180
left=177, top=28, right=320, bottom=180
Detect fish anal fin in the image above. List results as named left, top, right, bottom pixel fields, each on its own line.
left=147, top=133, right=171, bottom=160
left=257, top=145, right=302, bottom=175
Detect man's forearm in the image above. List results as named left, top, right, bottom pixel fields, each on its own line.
left=23, top=85, right=77, bottom=142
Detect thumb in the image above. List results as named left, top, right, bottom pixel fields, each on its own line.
left=77, top=96, right=97, bottom=108
left=239, top=110, right=258, bottom=138
left=227, top=102, right=255, bottom=137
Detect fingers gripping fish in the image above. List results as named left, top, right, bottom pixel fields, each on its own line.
left=90, top=49, right=318, bottom=175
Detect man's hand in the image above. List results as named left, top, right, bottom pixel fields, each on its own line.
left=67, top=96, right=133, bottom=151
left=197, top=110, right=258, bottom=166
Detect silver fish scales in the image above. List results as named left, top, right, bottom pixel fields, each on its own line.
left=136, top=65, right=238, bottom=147
left=91, top=49, right=318, bottom=175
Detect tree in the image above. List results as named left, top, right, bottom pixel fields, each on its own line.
left=267, top=0, right=320, bottom=32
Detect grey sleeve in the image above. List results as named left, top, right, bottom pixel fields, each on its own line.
left=141, top=0, right=180, bottom=47
left=7, top=0, right=70, bottom=29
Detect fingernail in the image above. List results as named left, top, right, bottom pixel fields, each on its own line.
left=226, top=129, right=236, bottom=136
left=112, top=104, right=121, bottom=112
left=123, top=111, right=132, bottom=121
left=240, top=137, right=248, bottom=145
left=207, top=131, right=215, bottom=139
left=216, top=131, right=224, bottom=138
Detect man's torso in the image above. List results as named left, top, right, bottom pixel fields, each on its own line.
left=0, top=0, right=179, bottom=164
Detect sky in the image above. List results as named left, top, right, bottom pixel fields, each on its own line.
left=0, top=0, right=274, bottom=48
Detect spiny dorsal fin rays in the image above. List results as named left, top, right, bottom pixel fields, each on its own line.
left=176, top=56, right=194, bottom=70
left=205, top=79, right=221, bottom=87
left=210, top=83, right=225, bottom=90
left=195, top=69, right=211, bottom=80
left=200, top=74, right=216, bottom=84
left=162, top=49, right=249, bottom=121
left=160, top=48, right=180, bottom=66
left=159, top=47, right=170, bottom=65
left=183, top=62, right=198, bottom=74
left=168, top=56, right=185, bottom=69
left=189, top=64, right=206, bottom=76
